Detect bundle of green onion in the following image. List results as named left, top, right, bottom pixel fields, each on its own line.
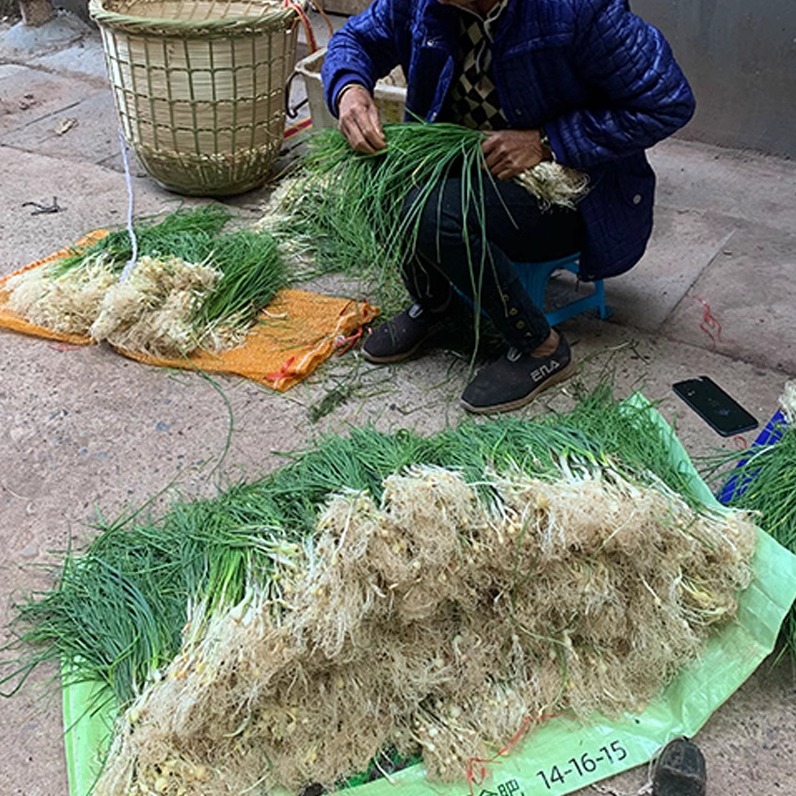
left=259, top=122, right=588, bottom=317
left=1, top=387, right=740, bottom=707
left=1, top=390, right=759, bottom=795
left=6, top=207, right=286, bottom=356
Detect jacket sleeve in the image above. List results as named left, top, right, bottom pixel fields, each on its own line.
left=320, top=0, right=406, bottom=117
left=546, top=0, right=696, bottom=169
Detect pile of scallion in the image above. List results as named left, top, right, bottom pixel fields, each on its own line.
left=0, top=389, right=758, bottom=796
left=259, top=122, right=588, bottom=317
left=0, top=386, right=720, bottom=705
left=704, top=380, right=796, bottom=656
left=5, top=206, right=286, bottom=356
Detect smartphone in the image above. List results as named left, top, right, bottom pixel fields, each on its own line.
left=672, top=376, right=758, bottom=437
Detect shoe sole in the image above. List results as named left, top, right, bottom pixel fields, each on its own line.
left=460, top=359, right=577, bottom=414
left=362, top=341, right=426, bottom=364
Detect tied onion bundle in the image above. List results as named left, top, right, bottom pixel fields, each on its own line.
left=2, top=391, right=758, bottom=795
left=5, top=207, right=286, bottom=356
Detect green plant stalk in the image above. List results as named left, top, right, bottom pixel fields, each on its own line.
left=2, top=389, right=711, bottom=708
left=48, top=206, right=233, bottom=278
left=703, top=418, right=796, bottom=655
left=270, top=122, right=492, bottom=317
left=194, top=229, right=287, bottom=331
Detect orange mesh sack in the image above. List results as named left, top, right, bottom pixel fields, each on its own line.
left=1, top=243, right=378, bottom=391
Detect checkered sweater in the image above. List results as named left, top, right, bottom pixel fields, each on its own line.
left=442, top=0, right=509, bottom=130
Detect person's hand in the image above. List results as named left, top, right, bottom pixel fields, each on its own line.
left=337, top=84, right=387, bottom=154
left=482, top=129, right=551, bottom=180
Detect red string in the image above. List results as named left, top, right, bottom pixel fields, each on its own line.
left=334, top=326, right=363, bottom=355
left=283, top=0, right=319, bottom=53
left=46, top=342, right=83, bottom=352
left=284, top=117, right=313, bottom=139
left=464, top=713, right=556, bottom=795
left=264, top=355, right=297, bottom=384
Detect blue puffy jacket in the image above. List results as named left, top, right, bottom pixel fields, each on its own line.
left=322, top=0, right=695, bottom=280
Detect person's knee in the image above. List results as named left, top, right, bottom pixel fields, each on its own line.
left=404, top=180, right=468, bottom=255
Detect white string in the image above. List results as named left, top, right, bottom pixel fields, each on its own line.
left=589, top=748, right=658, bottom=796
left=117, top=127, right=139, bottom=283
left=590, top=780, right=653, bottom=796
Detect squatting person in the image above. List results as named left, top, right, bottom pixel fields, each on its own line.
left=322, top=0, right=695, bottom=413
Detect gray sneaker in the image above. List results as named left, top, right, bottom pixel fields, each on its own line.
left=362, top=303, right=448, bottom=364
left=460, top=333, right=576, bottom=414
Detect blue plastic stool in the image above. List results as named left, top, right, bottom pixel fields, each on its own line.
left=513, top=253, right=612, bottom=326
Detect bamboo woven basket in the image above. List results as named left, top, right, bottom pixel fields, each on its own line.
left=89, top=0, right=306, bottom=196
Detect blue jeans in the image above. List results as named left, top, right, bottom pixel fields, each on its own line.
left=402, top=172, right=583, bottom=351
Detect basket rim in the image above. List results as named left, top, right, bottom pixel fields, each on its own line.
left=89, top=0, right=306, bottom=35
left=295, top=47, right=408, bottom=101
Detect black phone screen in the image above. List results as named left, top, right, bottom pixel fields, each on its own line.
left=672, top=376, right=759, bottom=437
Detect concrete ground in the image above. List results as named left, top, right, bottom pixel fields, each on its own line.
left=1, top=9, right=795, bottom=796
